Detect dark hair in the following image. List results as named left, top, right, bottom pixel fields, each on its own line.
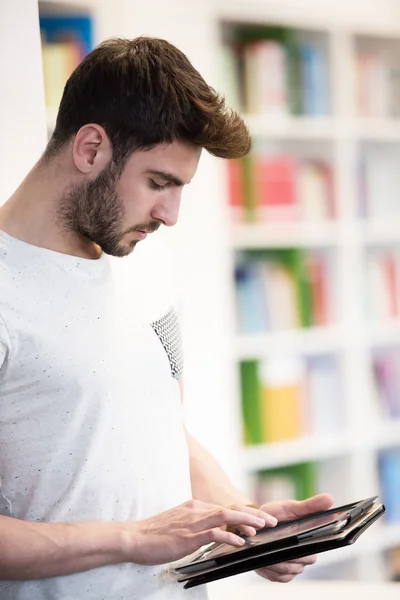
left=44, top=36, right=251, bottom=163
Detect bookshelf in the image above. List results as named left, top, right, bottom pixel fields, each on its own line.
left=38, top=2, right=94, bottom=135
left=217, top=14, right=400, bottom=582
left=24, top=0, right=400, bottom=585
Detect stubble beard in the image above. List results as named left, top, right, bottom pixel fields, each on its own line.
left=57, top=161, right=135, bottom=257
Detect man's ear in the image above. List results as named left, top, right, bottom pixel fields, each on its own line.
left=72, top=124, right=112, bottom=176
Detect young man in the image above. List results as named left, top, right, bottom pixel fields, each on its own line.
left=0, top=37, right=333, bottom=599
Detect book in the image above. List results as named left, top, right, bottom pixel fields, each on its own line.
left=234, top=259, right=268, bottom=333
left=257, top=462, right=316, bottom=503
left=372, top=350, right=400, bottom=419
left=299, top=41, right=329, bottom=115
left=253, top=155, right=299, bottom=222
left=226, top=159, right=245, bottom=222
left=297, top=160, right=334, bottom=222
left=260, top=260, right=300, bottom=331
left=307, top=252, right=331, bottom=326
left=239, top=361, right=263, bottom=446
left=305, top=356, right=343, bottom=434
left=379, top=449, right=400, bottom=523
left=258, top=356, right=305, bottom=443
left=41, top=39, right=82, bottom=111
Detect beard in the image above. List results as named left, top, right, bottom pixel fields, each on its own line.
left=57, top=160, right=160, bottom=258
left=58, top=160, right=131, bottom=257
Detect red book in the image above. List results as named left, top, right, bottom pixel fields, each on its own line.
left=253, top=155, right=299, bottom=221
left=308, top=254, right=330, bottom=326
left=226, top=159, right=245, bottom=222
left=384, top=253, right=399, bottom=318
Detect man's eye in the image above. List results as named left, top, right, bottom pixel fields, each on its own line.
left=150, top=180, right=168, bottom=191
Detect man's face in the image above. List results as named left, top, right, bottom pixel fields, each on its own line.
left=59, top=140, right=201, bottom=257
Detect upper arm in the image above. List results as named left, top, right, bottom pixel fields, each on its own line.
left=0, top=315, right=10, bottom=374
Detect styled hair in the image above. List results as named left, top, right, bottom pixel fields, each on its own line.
left=45, top=36, right=251, bottom=163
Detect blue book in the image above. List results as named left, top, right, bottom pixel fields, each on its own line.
left=300, top=42, right=329, bottom=116
left=235, top=261, right=268, bottom=333
left=379, top=449, right=400, bottom=523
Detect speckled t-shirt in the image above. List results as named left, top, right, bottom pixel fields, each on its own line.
left=0, top=230, right=207, bottom=600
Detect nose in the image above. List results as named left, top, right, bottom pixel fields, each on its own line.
left=150, top=190, right=182, bottom=227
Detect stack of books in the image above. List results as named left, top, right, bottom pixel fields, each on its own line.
left=221, top=25, right=330, bottom=116
left=227, top=155, right=334, bottom=223
left=234, top=249, right=333, bottom=334
left=240, top=354, right=342, bottom=445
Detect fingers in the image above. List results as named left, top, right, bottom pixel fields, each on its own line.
left=256, top=557, right=316, bottom=583
left=225, top=504, right=278, bottom=537
left=226, top=524, right=257, bottom=537
left=228, top=504, right=278, bottom=527
left=194, top=507, right=267, bottom=534
left=194, top=527, right=247, bottom=549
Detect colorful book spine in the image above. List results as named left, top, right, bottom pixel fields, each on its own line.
left=379, top=449, right=400, bottom=523
left=253, top=155, right=299, bottom=222
left=226, top=159, right=245, bottom=222
left=234, top=250, right=329, bottom=333
left=305, top=355, right=343, bottom=434
left=255, top=462, right=316, bottom=504
left=300, top=42, right=329, bottom=116
left=40, top=14, right=93, bottom=114
left=372, top=350, right=400, bottom=419
left=258, top=357, right=305, bottom=443
left=240, top=361, right=263, bottom=445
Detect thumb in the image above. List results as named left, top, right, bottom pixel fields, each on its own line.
left=292, top=494, right=335, bottom=518
left=260, top=493, right=334, bottom=522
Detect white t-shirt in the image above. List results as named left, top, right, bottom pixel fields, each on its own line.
left=0, top=230, right=207, bottom=600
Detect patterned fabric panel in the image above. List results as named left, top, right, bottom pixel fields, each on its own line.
left=151, top=307, right=183, bottom=379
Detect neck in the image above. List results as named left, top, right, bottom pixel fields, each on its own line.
left=0, top=156, right=101, bottom=259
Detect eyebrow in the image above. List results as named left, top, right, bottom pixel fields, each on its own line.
left=144, top=169, right=186, bottom=187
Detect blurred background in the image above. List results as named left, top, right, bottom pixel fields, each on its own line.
left=2, top=0, right=400, bottom=590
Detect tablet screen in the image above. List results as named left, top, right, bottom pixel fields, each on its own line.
left=194, top=506, right=352, bottom=563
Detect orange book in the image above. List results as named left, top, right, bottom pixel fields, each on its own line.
left=308, top=254, right=330, bottom=326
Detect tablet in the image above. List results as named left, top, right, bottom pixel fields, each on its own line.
left=175, top=498, right=385, bottom=589
left=175, top=496, right=378, bottom=576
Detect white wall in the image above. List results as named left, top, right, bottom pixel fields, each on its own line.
left=0, top=0, right=47, bottom=203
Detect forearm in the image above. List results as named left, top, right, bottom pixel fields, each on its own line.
left=186, top=431, right=254, bottom=507
left=0, top=515, right=127, bottom=580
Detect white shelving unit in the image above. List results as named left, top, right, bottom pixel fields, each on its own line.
left=217, top=10, right=400, bottom=582
left=30, top=0, right=400, bottom=585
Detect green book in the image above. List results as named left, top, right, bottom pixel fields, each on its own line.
left=234, top=25, right=303, bottom=116
left=259, top=461, right=316, bottom=500
left=248, top=249, right=313, bottom=328
left=288, top=249, right=313, bottom=328
left=242, top=155, right=257, bottom=222
left=240, top=360, right=263, bottom=445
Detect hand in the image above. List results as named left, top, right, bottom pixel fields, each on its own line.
left=254, top=493, right=334, bottom=583
left=121, top=499, right=274, bottom=566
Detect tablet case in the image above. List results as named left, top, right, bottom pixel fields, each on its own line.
left=178, top=503, right=385, bottom=589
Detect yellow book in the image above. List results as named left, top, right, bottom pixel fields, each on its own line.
left=259, top=357, right=304, bottom=443
left=42, top=40, right=81, bottom=112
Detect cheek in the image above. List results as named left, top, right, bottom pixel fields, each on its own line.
left=119, top=184, right=154, bottom=220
